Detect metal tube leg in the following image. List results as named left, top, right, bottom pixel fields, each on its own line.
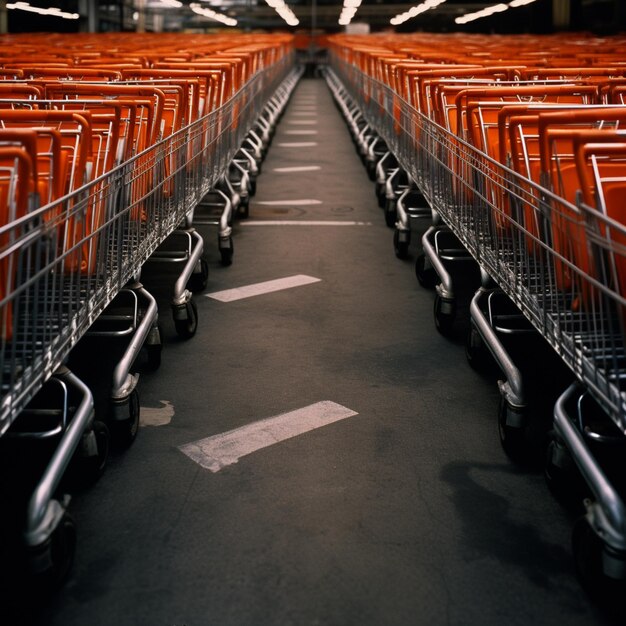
left=24, top=368, right=93, bottom=551
left=470, top=287, right=525, bottom=409
left=173, top=230, right=204, bottom=304
left=422, top=226, right=454, bottom=299
left=111, top=285, right=158, bottom=403
left=555, top=384, right=626, bottom=554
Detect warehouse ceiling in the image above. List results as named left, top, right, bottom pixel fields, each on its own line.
left=157, top=0, right=548, bottom=31
left=4, top=0, right=623, bottom=34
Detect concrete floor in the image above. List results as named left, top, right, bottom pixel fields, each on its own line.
left=10, top=77, right=616, bottom=625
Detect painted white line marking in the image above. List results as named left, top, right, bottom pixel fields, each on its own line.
left=140, top=400, right=174, bottom=427
left=288, top=120, right=317, bottom=125
left=278, top=142, right=318, bottom=148
left=242, top=220, right=373, bottom=226
left=285, top=130, right=318, bottom=135
left=207, top=274, right=320, bottom=303
left=273, top=165, right=321, bottom=173
left=256, top=199, right=322, bottom=206
left=179, top=401, right=358, bottom=472
left=292, top=112, right=317, bottom=116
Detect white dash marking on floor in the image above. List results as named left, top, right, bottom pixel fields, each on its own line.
left=140, top=400, right=174, bottom=427
left=273, top=165, right=321, bottom=173
left=278, top=142, right=318, bottom=148
left=242, top=220, right=373, bottom=226
left=292, top=112, right=317, bottom=116
left=207, top=274, right=321, bottom=303
left=256, top=199, right=322, bottom=206
left=179, top=401, right=358, bottom=472
left=285, top=130, right=318, bottom=135
left=288, top=120, right=317, bottom=125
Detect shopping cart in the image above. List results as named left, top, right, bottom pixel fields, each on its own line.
left=326, top=32, right=626, bottom=603
left=0, top=33, right=299, bottom=588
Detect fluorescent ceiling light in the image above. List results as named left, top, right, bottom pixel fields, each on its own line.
left=338, top=0, right=362, bottom=26
left=264, top=0, right=299, bottom=26
left=390, top=0, right=447, bottom=26
left=6, top=1, right=79, bottom=18
left=456, top=0, right=535, bottom=24
left=190, top=2, right=237, bottom=25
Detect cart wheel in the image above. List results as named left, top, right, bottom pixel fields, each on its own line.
left=498, top=396, right=526, bottom=462
left=377, top=189, right=386, bottom=209
left=393, top=229, right=409, bottom=260
left=434, top=294, right=456, bottom=336
left=572, top=516, right=605, bottom=598
left=249, top=178, right=257, bottom=196
left=65, top=420, right=110, bottom=490
left=83, top=420, right=110, bottom=486
left=415, top=253, right=437, bottom=288
left=572, top=516, right=626, bottom=611
left=544, top=432, right=586, bottom=512
left=238, top=198, right=249, bottom=219
left=366, top=160, right=376, bottom=181
left=187, top=257, right=209, bottom=293
left=375, top=182, right=383, bottom=201
left=465, top=325, right=492, bottom=371
left=112, top=389, right=140, bottom=449
left=384, top=198, right=397, bottom=228
left=220, top=238, right=234, bottom=267
left=39, top=512, right=76, bottom=589
left=174, top=298, right=198, bottom=340
left=145, top=340, right=162, bottom=372
left=144, top=322, right=163, bottom=371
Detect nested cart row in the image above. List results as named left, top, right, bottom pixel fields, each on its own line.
left=0, top=32, right=301, bottom=591
left=325, top=32, right=626, bottom=610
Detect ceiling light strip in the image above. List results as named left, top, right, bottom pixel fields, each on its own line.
left=390, top=0, right=447, bottom=26
left=338, top=0, right=362, bottom=27
left=455, top=0, right=537, bottom=25
left=264, top=0, right=299, bottom=27
left=6, top=1, right=79, bottom=19
left=190, top=2, right=237, bottom=26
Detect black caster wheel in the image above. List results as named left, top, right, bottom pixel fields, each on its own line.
left=34, top=512, right=77, bottom=590
left=238, top=198, right=249, bottom=219
left=144, top=324, right=163, bottom=372
left=544, top=431, right=588, bottom=512
left=572, top=515, right=626, bottom=611
left=220, top=238, right=234, bottom=267
left=434, top=293, right=456, bottom=336
left=249, top=178, right=257, bottom=197
left=111, top=388, right=140, bottom=449
left=73, top=420, right=110, bottom=488
left=187, top=257, right=209, bottom=293
left=465, top=324, right=492, bottom=371
left=375, top=182, right=383, bottom=201
left=498, top=396, right=527, bottom=462
left=377, top=190, right=386, bottom=209
left=573, top=516, right=604, bottom=597
left=393, top=229, right=409, bottom=259
left=384, top=198, right=397, bottom=228
left=174, top=298, right=198, bottom=340
left=571, top=515, right=626, bottom=609
left=145, top=343, right=162, bottom=372
left=415, top=253, right=437, bottom=288
left=366, top=160, right=376, bottom=181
